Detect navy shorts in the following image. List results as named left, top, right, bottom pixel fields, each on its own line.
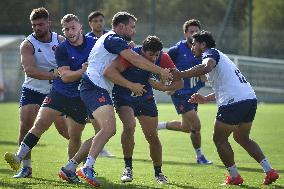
left=113, top=95, right=158, bottom=117
left=41, top=89, right=87, bottom=125
left=80, top=77, right=113, bottom=115
left=171, top=94, right=198, bottom=114
left=20, top=87, right=47, bottom=107
left=216, top=99, right=257, bottom=125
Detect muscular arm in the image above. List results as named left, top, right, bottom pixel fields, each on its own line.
left=179, top=58, right=216, bottom=78
left=104, top=57, right=146, bottom=95
left=58, top=62, right=88, bottom=83
left=149, top=78, right=183, bottom=92
left=20, top=40, right=56, bottom=80
left=120, top=49, right=172, bottom=81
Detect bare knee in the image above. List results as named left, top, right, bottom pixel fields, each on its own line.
left=213, top=134, right=228, bottom=147
left=145, top=132, right=160, bottom=144
left=233, top=134, right=250, bottom=146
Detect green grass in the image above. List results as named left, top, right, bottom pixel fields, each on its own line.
left=0, top=102, right=283, bottom=189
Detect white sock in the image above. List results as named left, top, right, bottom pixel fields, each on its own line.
left=157, top=122, right=167, bottom=130
left=260, top=158, right=272, bottom=173
left=65, top=159, right=78, bottom=172
left=22, top=159, right=31, bottom=168
left=16, top=142, right=31, bottom=160
left=83, top=155, right=95, bottom=168
left=195, top=148, right=203, bottom=158
left=227, top=164, right=239, bottom=178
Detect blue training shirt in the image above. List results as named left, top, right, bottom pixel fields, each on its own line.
left=53, top=36, right=96, bottom=97
left=168, top=40, right=205, bottom=95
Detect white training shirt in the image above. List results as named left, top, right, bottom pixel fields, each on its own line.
left=86, top=30, right=129, bottom=93
left=203, top=48, right=256, bottom=107
left=22, top=32, right=59, bottom=94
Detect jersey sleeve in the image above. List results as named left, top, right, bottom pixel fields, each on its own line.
left=159, top=52, right=176, bottom=69
left=104, top=35, right=129, bottom=54
left=202, top=48, right=220, bottom=65
left=55, top=43, right=69, bottom=67
left=167, top=46, right=178, bottom=62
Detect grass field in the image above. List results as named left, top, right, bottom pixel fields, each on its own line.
left=0, top=102, right=283, bottom=189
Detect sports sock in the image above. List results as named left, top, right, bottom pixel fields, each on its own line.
left=65, top=159, right=78, bottom=172
left=83, top=155, right=95, bottom=168
left=154, top=165, right=162, bottom=177
left=227, top=164, right=239, bottom=178
left=260, top=158, right=272, bottom=173
left=124, top=157, right=132, bottom=169
left=195, top=148, right=203, bottom=158
left=22, top=159, right=31, bottom=168
left=157, top=122, right=167, bottom=130
left=17, top=132, right=40, bottom=159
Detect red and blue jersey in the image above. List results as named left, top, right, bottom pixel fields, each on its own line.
left=112, top=47, right=175, bottom=102
left=168, top=40, right=205, bottom=95
left=53, top=36, right=96, bottom=97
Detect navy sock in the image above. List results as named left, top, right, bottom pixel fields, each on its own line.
left=23, top=132, right=40, bottom=149
left=154, top=165, right=162, bottom=177
left=124, top=157, right=132, bottom=169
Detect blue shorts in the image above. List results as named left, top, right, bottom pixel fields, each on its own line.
left=80, top=77, right=113, bottom=115
left=216, top=99, right=257, bottom=125
left=113, top=95, right=158, bottom=117
left=19, top=87, right=47, bottom=107
left=41, top=89, right=87, bottom=125
left=171, top=94, right=198, bottom=114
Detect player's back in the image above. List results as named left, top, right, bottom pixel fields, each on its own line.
left=205, top=48, right=256, bottom=107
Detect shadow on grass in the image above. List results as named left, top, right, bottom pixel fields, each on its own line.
left=0, top=140, right=46, bottom=147
left=0, top=168, right=14, bottom=175
left=0, top=180, right=34, bottom=189
left=215, top=165, right=284, bottom=174
left=167, top=182, right=199, bottom=189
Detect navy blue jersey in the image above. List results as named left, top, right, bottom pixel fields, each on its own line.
left=112, top=47, right=175, bottom=103
left=53, top=36, right=96, bottom=97
left=168, top=40, right=205, bottom=95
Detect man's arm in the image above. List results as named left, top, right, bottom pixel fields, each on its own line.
left=148, top=77, right=183, bottom=92
left=58, top=62, right=88, bottom=83
left=20, top=40, right=57, bottom=80
left=179, top=58, right=216, bottom=78
left=103, top=56, right=147, bottom=96
left=189, top=92, right=216, bottom=104
left=119, top=49, right=172, bottom=82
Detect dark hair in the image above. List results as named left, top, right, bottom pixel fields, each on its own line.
left=88, top=11, right=104, bottom=22
left=183, top=19, right=201, bottom=33
left=30, top=7, right=49, bottom=21
left=192, top=30, right=216, bottom=48
left=112, top=12, right=137, bottom=27
left=142, top=35, right=163, bottom=52
left=61, top=14, right=80, bottom=25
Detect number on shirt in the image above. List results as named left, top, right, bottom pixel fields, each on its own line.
left=235, top=69, right=247, bottom=83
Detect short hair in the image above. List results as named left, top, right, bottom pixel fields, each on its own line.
left=30, top=7, right=49, bottom=21
left=61, top=14, right=80, bottom=25
left=142, top=35, right=163, bottom=52
left=192, top=30, right=216, bottom=48
left=88, top=11, right=104, bottom=22
left=183, top=19, right=201, bottom=33
left=112, top=12, right=137, bottom=27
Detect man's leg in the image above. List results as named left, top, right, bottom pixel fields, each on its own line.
left=54, top=116, right=70, bottom=140
left=66, top=118, right=84, bottom=159
left=233, top=122, right=279, bottom=185
left=118, top=106, right=136, bottom=182
left=5, top=107, right=60, bottom=171
left=13, top=104, right=39, bottom=178
left=138, top=115, right=168, bottom=184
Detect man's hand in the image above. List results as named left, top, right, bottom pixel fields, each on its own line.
left=129, top=83, right=147, bottom=97
left=189, top=93, right=208, bottom=104
left=81, top=62, right=88, bottom=72
left=170, top=68, right=182, bottom=81
left=159, top=68, right=173, bottom=83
